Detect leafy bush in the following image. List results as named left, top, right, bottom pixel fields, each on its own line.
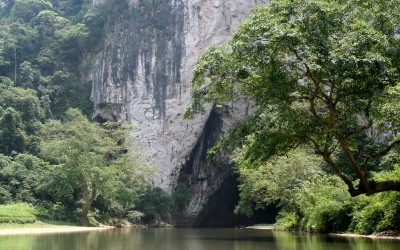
left=126, top=211, right=145, bottom=224
left=274, top=211, right=299, bottom=231
left=172, top=183, right=190, bottom=213
left=136, top=187, right=172, bottom=223
left=234, top=148, right=324, bottom=217
left=350, top=192, right=400, bottom=234
left=234, top=146, right=399, bottom=234
left=0, top=203, right=37, bottom=224
left=35, top=201, right=73, bottom=222
left=0, top=187, right=12, bottom=204
left=296, top=176, right=353, bottom=233
left=349, top=166, right=400, bottom=234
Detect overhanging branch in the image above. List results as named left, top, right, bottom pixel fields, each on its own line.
left=320, top=152, right=357, bottom=194
left=345, top=119, right=373, bottom=138
left=362, top=138, right=400, bottom=171
left=336, top=135, right=372, bottom=192
left=350, top=180, right=400, bottom=197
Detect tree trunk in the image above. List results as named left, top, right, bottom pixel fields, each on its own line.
left=79, top=188, right=97, bottom=226
left=80, top=211, right=90, bottom=227
left=349, top=180, right=400, bottom=197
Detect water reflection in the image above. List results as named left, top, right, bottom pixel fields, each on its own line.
left=272, top=231, right=399, bottom=250
left=0, top=228, right=398, bottom=250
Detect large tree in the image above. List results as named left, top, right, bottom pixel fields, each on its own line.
left=185, top=0, right=400, bottom=196
left=39, top=108, right=154, bottom=225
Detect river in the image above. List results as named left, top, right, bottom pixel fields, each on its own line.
left=0, top=228, right=398, bottom=250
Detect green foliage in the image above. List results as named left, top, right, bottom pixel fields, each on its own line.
left=11, top=0, right=53, bottom=23
left=296, top=175, right=353, bottom=233
left=0, top=153, right=49, bottom=205
left=18, top=61, right=40, bottom=88
left=274, top=211, right=299, bottom=231
left=9, top=154, right=48, bottom=202
left=38, top=108, right=155, bottom=225
left=0, top=85, right=44, bottom=125
left=136, top=187, right=173, bottom=223
left=187, top=0, right=400, bottom=196
left=57, top=23, right=89, bottom=62
left=35, top=201, right=71, bottom=221
left=235, top=148, right=324, bottom=217
left=234, top=144, right=400, bottom=234
left=0, top=107, right=27, bottom=154
left=0, top=187, right=12, bottom=204
left=352, top=165, right=400, bottom=234
left=0, top=85, right=44, bottom=154
left=0, top=202, right=37, bottom=224
left=0, top=0, right=110, bottom=118
left=82, top=5, right=106, bottom=42
left=172, top=183, right=190, bottom=213
left=271, top=171, right=400, bottom=234
left=349, top=167, right=400, bottom=234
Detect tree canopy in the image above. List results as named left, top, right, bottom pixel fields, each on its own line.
left=39, top=108, right=155, bottom=226
left=186, top=0, right=400, bottom=196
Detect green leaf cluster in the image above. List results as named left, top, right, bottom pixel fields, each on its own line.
left=0, top=202, right=37, bottom=224
left=0, top=107, right=157, bottom=226
left=235, top=147, right=400, bottom=234
left=188, top=0, right=400, bottom=197
left=0, top=0, right=108, bottom=118
left=38, top=108, right=156, bottom=225
left=0, top=85, right=44, bottom=154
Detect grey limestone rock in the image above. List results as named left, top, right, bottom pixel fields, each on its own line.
left=89, top=0, right=267, bottom=225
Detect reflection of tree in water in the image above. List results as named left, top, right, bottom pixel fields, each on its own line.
left=1, top=229, right=399, bottom=250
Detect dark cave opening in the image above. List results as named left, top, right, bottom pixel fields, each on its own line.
left=175, top=106, right=278, bottom=228
left=193, top=173, right=279, bottom=228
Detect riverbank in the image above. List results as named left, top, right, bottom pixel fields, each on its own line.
left=245, top=225, right=274, bottom=230
left=0, top=227, right=112, bottom=235
left=246, top=225, right=400, bottom=240
left=330, top=233, right=400, bottom=241
left=0, top=221, right=113, bottom=235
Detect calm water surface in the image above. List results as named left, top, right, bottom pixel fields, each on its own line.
left=0, top=228, right=399, bottom=250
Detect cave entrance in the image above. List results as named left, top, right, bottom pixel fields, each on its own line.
left=191, top=173, right=279, bottom=228
left=173, top=107, right=279, bottom=228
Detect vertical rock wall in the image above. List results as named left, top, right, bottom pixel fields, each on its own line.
left=89, top=0, right=267, bottom=225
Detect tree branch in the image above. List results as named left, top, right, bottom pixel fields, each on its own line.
left=319, top=151, right=357, bottom=194
left=336, top=135, right=371, bottom=192
left=350, top=180, right=400, bottom=197
left=362, top=138, right=400, bottom=172
left=308, top=94, right=328, bottom=125
left=345, top=119, right=373, bottom=138
left=308, top=135, right=356, bottom=193
left=288, top=45, right=328, bottom=100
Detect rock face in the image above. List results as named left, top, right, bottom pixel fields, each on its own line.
left=89, top=0, right=267, bottom=226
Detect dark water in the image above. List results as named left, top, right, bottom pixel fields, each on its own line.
left=0, top=228, right=399, bottom=250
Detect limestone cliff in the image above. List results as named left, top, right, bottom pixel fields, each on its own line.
left=89, top=0, right=267, bottom=225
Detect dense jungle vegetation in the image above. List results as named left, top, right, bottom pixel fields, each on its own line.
left=1, top=0, right=399, bottom=234
left=187, top=0, right=400, bottom=234
left=0, top=0, right=181, bottom=226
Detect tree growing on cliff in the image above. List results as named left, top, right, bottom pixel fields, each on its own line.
left=185, top=0, right=400, bottom=196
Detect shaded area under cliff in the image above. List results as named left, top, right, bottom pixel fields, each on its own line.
left=174, top=172, right=278, bottom=227
left=174, top=107, right=278, bottom=227
left=193, top=173, right=279, bottom=228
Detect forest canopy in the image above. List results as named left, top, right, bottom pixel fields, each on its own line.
left=0, top=0, right=177, bottom=226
